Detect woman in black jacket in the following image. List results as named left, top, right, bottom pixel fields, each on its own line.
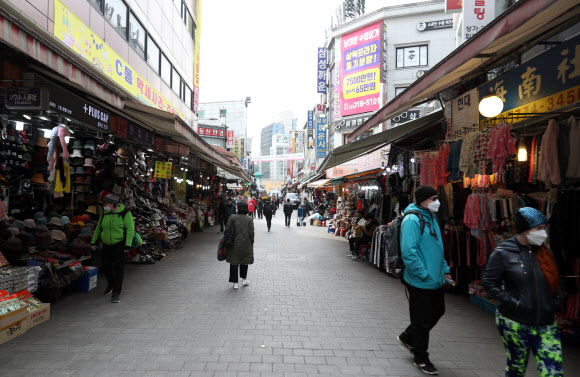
left=483, top=207, right=564, bottom=377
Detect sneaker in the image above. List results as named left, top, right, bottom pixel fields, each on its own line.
left=111, top=292, right=120, bottom=303
left=241, top=279, right=250, bottom=286
left=414, top=361, right=438, bottom=375
left=104, top=286, right=113, bottom=295
left=233, top=283, right=239, bottom=289
left=397, top=335, right=414, bottom=355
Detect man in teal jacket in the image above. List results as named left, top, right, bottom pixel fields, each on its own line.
left=397, top=185, right=451, bottom=375
left=91, top=193, right=134, bottom=303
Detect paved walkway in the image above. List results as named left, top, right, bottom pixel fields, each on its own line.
left=1, top=213, right=578, bottom=377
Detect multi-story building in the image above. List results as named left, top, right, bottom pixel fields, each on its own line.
left=326, top=0, right=457, bottom=149
left=198, top=99, right=251, bottom=163
left=258, top=123, right=285, bottom=180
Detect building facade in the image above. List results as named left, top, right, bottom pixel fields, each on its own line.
left=258, top=122, right=285, bottom=180
left=327, top=0, right=457, bottom=149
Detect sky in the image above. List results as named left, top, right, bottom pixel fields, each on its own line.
left=198, top=0, right=426, bottom=155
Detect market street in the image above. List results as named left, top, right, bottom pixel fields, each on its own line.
left=1, top=214, right=579, bottom=377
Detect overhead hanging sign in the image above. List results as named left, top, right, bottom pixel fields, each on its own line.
left=317, top=48, right=327, bottom=93
left=198, top=127, right=226, bottom=138
left=251, top=154, right=304, bottom=162
left=307, top=110, right=314, bottom=149
left=477, top=34, right=580, bottom=123
left=53, top=0, right=183, bottom=119
left=316, top=116, right=327, bottom=159
left=417, top=19, right=454, bottom=31
left=227, top=130, right=234, bottom=148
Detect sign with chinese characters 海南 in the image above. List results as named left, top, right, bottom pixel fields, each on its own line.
left=477, top=34, right=580, bottom=123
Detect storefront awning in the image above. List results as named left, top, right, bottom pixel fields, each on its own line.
left=217, top=167, right=244, bottom=181
left=307, top=179, right=331, bottom=188
left=346, top=0, right=580, bottom=142
left=318, top=110, right=443, bottom=173
left=299, top=172, right=325, bottom=188
left=226, top=183, right=242, bottom=190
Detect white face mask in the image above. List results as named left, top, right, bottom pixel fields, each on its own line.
left=104, top=206, right=112, bottom=213
left=527, top=229, right=548, bottom=246
left=427, top=200, right=441, bottom=213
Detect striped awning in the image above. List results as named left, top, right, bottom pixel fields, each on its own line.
left=217, top=167, right=241, bottom=180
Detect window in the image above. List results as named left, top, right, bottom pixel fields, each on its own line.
left=146, top=36, right=160, bottom=74
left=198, top=110, right=205, bottom=118
left=184, top=85, right=192, bottom=109
left=187, top=12, right=194, bottom=40
left=160, top=54, right=171, bottom=85
left=104, top=0, right=128, bottom=39
left=171, top=67, right=181, bottom=96
left=88, top=0, right=103, bottom=13
left=395, top=87, right=407, bottom=97
left=396, top=45, right=428, bottom=68
left=128, top=12, right=146, bottom=59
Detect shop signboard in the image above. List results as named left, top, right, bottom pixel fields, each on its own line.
left=154, top=161, right=172, bottom=179
left=198, top=127, right=226, bottom=138
left=274, top=134, right=289, bottom=144
left=175, top=172, right=187, bottom=200
left=240, top=139, right=245, bottom=163
left=448, top=88, right=478, bottom=137
left=252, top=154, right=304, bottom=162
left=463, top=0, right=495, bottom=41
left=307, top=110, right=314, bottom=149
left=381, top=22, right=387, bottom=83
left=389, top=109, right=422, bottom=125
left=334, top=113, right=371, bottom=132
left=53, top=0, right=183, bottom=119
left=193, top=0, right=202, bottom=114
left=446, top=0, right=462, bottom=13
left=234, top=137, right=240, bottom=158
left=334, top=71, right=341, bottom=119
left=227, top=130, right=234, bottom=148
left=340, top=21, right=382, bottom=117
left=219, top=109, right=227, bottom=118
left=5, top=87, right=47, bottom=110
left=316, top=116, right=327, bottom=159
left=297, top=131, right=304, bottom=153
left=326, top=146, right=389, bottom=178
left=128, top=122, right=156, bottom=147
left=477, top=35, right=580, bottom=123
left=317, top=48, right=327, bottom=93
left=44, top=81, right=110, bottom=131
left=416, top=19, right=454, bottom=31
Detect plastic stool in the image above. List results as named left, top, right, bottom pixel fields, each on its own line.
left=327, top=226, right=335, bottom=233
left=320, top=220, right=327, bottom=227
left=359, top=244, right=371, bottom=259
left=340, top=228, right=346, bottom=237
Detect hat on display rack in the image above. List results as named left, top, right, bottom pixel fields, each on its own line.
left=84, top=140, right=95, bottom=150
left=72, top=140, right=83, bottom=149
left=115, top=147, right=128, bottom=159
left=71, top=149, right=84, bottom=158
left=84, top=158, right=95, bottom=168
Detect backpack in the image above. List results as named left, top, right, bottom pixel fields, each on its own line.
left=388, top=210, right=437, bottom=281
left=263, top=202, right=273, bottom=215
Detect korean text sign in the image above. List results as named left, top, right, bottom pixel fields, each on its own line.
left=316, top=116, right=327, bottom=159
left=227, top=131, right=234, bottom=148
left=477, top=34, right=580, bottom=123
left=317, top=48, right=327, bottom=93
left=53, top=0, right=183, bottom=119
left=154, top=161, right=173, bottom=179
left=198, top=127, right=226, bottom=138
left=307, top=110, right=314, bottom=149
left=341, top=22, right=382, bottom=116
left=463, top=0, right=495, bottom=40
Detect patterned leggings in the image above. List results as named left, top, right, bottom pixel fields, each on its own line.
left=496, top=313, right=563, bottom=377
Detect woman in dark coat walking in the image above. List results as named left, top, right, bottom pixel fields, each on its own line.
left=225, top=201, right=255, bottom=289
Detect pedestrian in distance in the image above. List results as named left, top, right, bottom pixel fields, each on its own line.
left=263, top=198, right=274, bottom=232
left=224, top=197, right=236, bottom=225
left=225, top=201, right=254, bottom=289
left=483, top=207, right=564, bottom=377
left=257, top=198, right=264, bottom=219
left=91, top=193, right=135, bottom=304
left=272, top=196, right=277, bottom=216
left=248, top=196, right=256, bottom=218
left=397, top=185, right=451, bottom=375
left=283, top=198, right=293, bottom=227
left=218, top=198, right=226, bottom=234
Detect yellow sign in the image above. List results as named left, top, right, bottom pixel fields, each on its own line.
left=154, top=161, right=173, bottom=179
left=53, top=0, right=183, bottom=118
left=193, top=0, right=201, bottom=113
left=175, top=172, right=187, bottom=199
left=342, top=68, right=380, bottom=100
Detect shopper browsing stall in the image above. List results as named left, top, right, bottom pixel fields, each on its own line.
left=91, top=193, right=134, bottom=304
left=483, top=208, right=564, bottom=377
left=348, top=214, right=378, bottom=260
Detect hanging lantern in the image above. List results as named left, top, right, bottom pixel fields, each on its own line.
left=518, top=137, right=527, bottom=162
left=478, top=95, right=504, bottom=118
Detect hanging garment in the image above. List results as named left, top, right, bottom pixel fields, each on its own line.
left=419, top=152, right=438, bottom=188
left=473, top=131, right=491, bottom=175
left=565, top=117, right=580, bottom=179
left=486, top=123, right=516, bottom=179
left=459, top=131, right=479, bottom=178
left=447, top=140, right=463, bottom=180
left=538, top=120, right=561, bottom=186
left=437, top=144, right=451, bottom=185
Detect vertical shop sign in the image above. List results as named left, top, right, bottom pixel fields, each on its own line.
left=193, top=0, right=202, bottom=114
left=234, top=137, right=240, bottom=158
left=307, top=110, right=314, bottom=149
left=292, top=132, right=297, bottom=153
left=297, top=131, right=304, bottom=153
left=227, top=130, right=234, bottom=148
left=381, top=22, right=387, bottom=83
left=445, top=0, right=462, bottom=13
left=175, top=172, right=187, bottom=200
left=341, top=21, right=383, bottom=116
left=317, top=48, right=327, bottom=93
left=334, top=71, right=341, bottom=119
left=463, top=0, right=495, bottom=40
left=316, top=116, right=327, bottom=159
left=445, top=100, right=452, bottom=139
left=240, top=139, right=245, bottom=163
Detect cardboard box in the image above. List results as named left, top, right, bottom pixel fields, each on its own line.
left=0, top=305, right=28, bottom=330
left=150, top=232, right=167, bottom=241
left=0, top=319, right=27, bottom=345
left=26, top=303, right=50, bottom=330
left=77, top=267, right=98, bottom=292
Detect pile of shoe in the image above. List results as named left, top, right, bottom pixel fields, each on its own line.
left=167, top=224, right=181, bottom=241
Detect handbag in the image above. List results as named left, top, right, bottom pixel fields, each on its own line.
left=217, top=238, right=227, bottom=261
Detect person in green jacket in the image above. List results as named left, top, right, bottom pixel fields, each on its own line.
left=91, top=193, right=134, bottom=303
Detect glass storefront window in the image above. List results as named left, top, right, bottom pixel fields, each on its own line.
left=104, top=0, right=127, bottom=39
left=129, top=12, right=146, bottom=59
left=161, top=54, right=171, bottom=86
left=146, top=36, right=160, bottom=74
